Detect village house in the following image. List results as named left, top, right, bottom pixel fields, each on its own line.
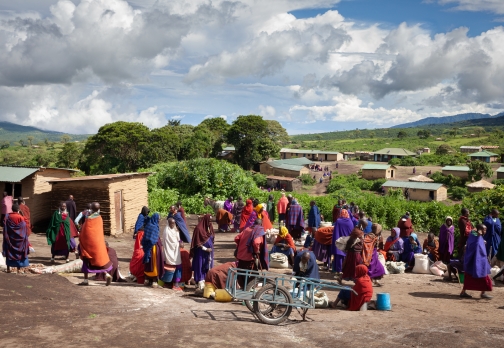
left=373, top=148, right=416, bottom=162
left=279, top=148, right=343, bottom=161
left=497, top=167, right=504, bottom=180
left=466, top=180, right=495, bottom=193
left=381, top=181, right=448, bottom=202
left=259, top=158, right=312, bottom=178
left=0, top=166, right=77, bottom=230
left=441, top=166, right=470, bottom=179
left=468, top=150, right=499, bottom=163
left=47, top=172, right=151, bottom=236
left=459, top=146, right=483, bottom=154
left=217, top=146, right=235, bottom=161
left=266, top=176, right=302, bottom=192
left=361, top=164, right=397, bottom=180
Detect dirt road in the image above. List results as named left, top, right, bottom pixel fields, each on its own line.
left=1, top=217, right=504, bottom=347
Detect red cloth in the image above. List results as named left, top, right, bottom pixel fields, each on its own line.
left=277, top=197, right=288, bottom=214
left=262, top=210, right=273, bottom=230
left=463, top=273, right=492, bottom=292
left=205, top=261, right=236, bottom=289
left=79, top=215, right=110, bottom=268
left=129, top=231, right=145, bottom=284
left=19, top=204, right=32, bottom=236
left=240, top=200, right=253, bottom=229
left=314, top=227, right=333, bottom=245
left=342, top=249, right=363, bottom=280
left=348, top=265, right=373, bottom=311
left=190, top=214, right=214, bottom=257
left=383, top=237, right=400, bottom=261
left=458, top=215, right=473, bottom=250
left=180, top=248, right=192, bottom=283
left=179, top=206, right=187, bottom=225
left=235, top=227, right=261, bottom=261
left=274, top=233, right=296, bottom=252
left=362, top=234, right=377, bottom=266
left=332, top=206, right=341, bottom=223
left=397, top=218, right=413, bottom=238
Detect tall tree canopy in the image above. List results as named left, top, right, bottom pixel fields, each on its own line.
left=226, top=115, right=282, bottom=170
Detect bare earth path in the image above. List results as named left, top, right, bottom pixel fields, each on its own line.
left=1, top=215, right=504, bottom=347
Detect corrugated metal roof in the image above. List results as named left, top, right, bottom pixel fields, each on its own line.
left=222, top=146, right=235, bottom=151
left=361, top=164, right=391, bottom=170
left=269, top=158, right=313, bottom=165
left=460, top=146, right=482, bottom=149
left=47, top=172, right=152, bottom=183
left=468, top=150, right=499, bottom=157
left=442, top=166, right=470, bottom=171
left=0, top=166, right=39, bottom=183
left=382, top=180, right=444, bottom=190
left=266, top=176, right=298, bottom=181
left=496, top=167, right=504, bottom=173
left=280, top=148, right=340, bottom=155
left=373, top=148, right=416, bottom=156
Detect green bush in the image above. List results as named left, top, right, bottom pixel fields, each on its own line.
left=388, top=158, right=401, bottom=165
left=492, top=179, right=504, bottom=186
left=299, top=173, right=316, bottom=185
left=449, top=187, right=469, bottom=200
left=251, top=173, right=267, bottom=187
left=371, top=178, right=387, bottom=191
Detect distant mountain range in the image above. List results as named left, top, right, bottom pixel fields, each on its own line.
left=392, top=112, right=504, bottom=128
left=0, top=121, right=89, bottom=145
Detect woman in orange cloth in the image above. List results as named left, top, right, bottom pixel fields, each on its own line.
left=79, top=202, right=112, bottom=286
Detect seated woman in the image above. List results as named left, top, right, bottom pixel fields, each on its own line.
left=271, top=226, right=296, bottom=265
left=400, top=233, right=422, bottom=270
left=331, top=265, right=373, bottom=310
left=382, top=227, right=404, bottom=261
left=423, top=233, right=440, bottom=262
left=205, top=261, right=237, bottom=290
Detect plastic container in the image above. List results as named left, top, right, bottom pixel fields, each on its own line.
left=376, top=293, right=391, bottom=311
left=203, top=282, right=217, bottom=298
left=215, top=289, right=233, bottom=302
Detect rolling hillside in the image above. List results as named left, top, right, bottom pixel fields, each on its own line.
left=391, top=112, right=499, bottom=128
left=0, top=121, right=89, bottom=145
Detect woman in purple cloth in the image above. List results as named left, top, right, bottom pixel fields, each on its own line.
left=224, top=196, right=234, bottom=213
left=190, top=214, right=215, bottom=290
left=331, top=209, right=354, bottom=273
left=439, top=216, right=455, bottom=263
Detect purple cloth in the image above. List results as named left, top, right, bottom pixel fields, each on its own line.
left=243, top=210, right=257, bottom=230
left=287, top=202, right=304, bottom=229
left=331, top=217, right=354, bottom=272
left=464, top=232, right=491, bottom=279
left=246, top=225, right=269, bottom=270
left=82, top=261, right=113, bottom=274
left=224, top=200, right=233, bottom=213
left=312, top=240, right=331, bottom=266
left=2, top=214, right=29, bottom=262
left=192, top=237, right=214, bottom=282
left=51, top=237, right=76, bottom=257
left=439, top=223, right=455, bottom=258
left=368, top=249, right=385, bottom=279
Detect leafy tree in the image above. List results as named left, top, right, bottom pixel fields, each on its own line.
left=369, top=132, right=375, bottom=139
left=265, top=120, right=289, bottom=145
left=60, top=134, right=71, bottom=144
left=19, top=139, right=25, bottom=147
left=57, top=142, right=82, bottom=168
left=168, top=119, right=181, bottom=126
left=397, top=130, right=407, bottom=139
left=299, top=174, right=316, bottom=186
left=473, top=127, right=485, bottom=137
left=80, top=121, right=151, bottom=174
left=226, top=115, right=280, bottom=170
left=44, top=138, right=49, bottom=147
left=449, top=187, right=469, bottom=200
left=197, top=117, right=230, bottom=157
left=417, top=129, right=431, bottom=139
left=0, top=141, right=9, bottom=149
left=27, top=136, right=34, bottom=147
left=468, top=160, right=493, bottom=181
left=148, top=126, right=180, bottom=163
left=436, top=144, right=454, bottom=155
left=179, top=126, right=213, bottom=159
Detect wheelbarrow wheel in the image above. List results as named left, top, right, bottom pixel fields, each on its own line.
left=253, top=284, right=293, bottom=325
left=244, top=278, right=275, bottom=313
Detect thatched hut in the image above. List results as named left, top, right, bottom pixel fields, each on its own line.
left=47, top=173, right=151, bottom=236
left=466, top=180, right=495, bottom=193
left=408, top=175, right=434, bottom=183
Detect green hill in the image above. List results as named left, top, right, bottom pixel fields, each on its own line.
left=0, top=121, right=90, bottom=145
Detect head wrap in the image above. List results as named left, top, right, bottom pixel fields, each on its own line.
left=391, top=227, right=400, bottom=238
left=371, top=223, right=382, bottom=235
left=355, top=264, right=369, bottom=278
left=254, top=204, right=264, bottom=218
left=279, top=226, right=289, bottom=238
left=410, top=232, right=418, bottom=240
left=445, top=216, right=453, bottom=225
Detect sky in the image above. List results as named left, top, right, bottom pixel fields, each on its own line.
left=1, top=0, right=504, bottom=135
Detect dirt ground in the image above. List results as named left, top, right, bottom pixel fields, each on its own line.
left=1, top=215, right=504, bottom=348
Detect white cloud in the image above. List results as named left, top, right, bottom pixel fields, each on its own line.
left=258, top=105, right=276, bottom=119
left=436, top=0, right=504, bottom=14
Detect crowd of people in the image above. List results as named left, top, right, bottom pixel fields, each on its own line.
left=2, top=191, right=502, bottom=310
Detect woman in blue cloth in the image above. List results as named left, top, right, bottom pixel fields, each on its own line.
left=3, top=204, right=29, bottom=273
left=401, top=233, right=422, bottom=270
left=141, top=213, right=164, bottom=287
left=134, top=206, right=149, bottom=239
